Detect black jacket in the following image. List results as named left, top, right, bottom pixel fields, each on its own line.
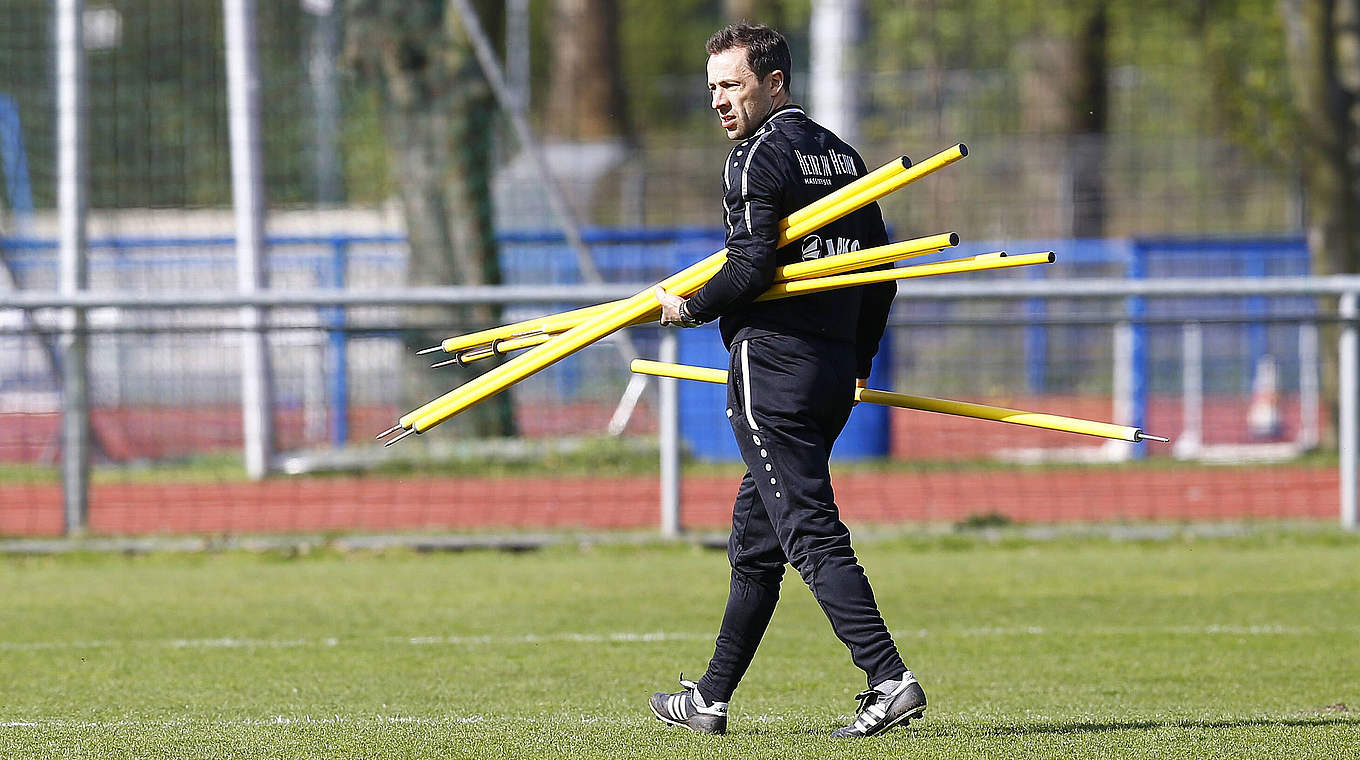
left=684, top=104, right=896, bottom=378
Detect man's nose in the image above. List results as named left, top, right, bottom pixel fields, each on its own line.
left=711, top=89, right=726, bottom=110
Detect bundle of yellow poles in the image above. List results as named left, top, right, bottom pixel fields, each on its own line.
left=377, top=143, right=980, bottom=445
left=427, top=232, right=960, bottom=364
left=629, top=360, right=1170, bottom=444
left=436, top=248, right=1057, bottom=366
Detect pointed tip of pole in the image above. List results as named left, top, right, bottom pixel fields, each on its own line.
left=375, top=425, right=402, bottom=440
left=430, top=357, right=462, bottom=369
left=416, top=345, right=446, bottom=356
left=1139, top=432, right=1171, bottom=443
left=380, top=429, right=416, bottom=445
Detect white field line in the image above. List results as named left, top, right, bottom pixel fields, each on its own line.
left=0, top=715, right=640, bottom=729
left=0, top=625, right=1352, bottom=654
left=0, top=714, right=808, bottom=730
left=0, top=631, right=711, bottom=652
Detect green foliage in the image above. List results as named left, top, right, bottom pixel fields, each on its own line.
left=0, top=533, right=1357, bottom=757
left=615, top=0, right=724, bottom=133
left=0, top=0, right=1307, bottom=215
left=1195, top=0, right=1300, bottom=165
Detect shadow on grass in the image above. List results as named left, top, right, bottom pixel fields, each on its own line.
left=909, top=715, right=1359, bottom=739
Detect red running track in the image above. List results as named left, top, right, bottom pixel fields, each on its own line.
left=0, top=465, right=1338, bottom=537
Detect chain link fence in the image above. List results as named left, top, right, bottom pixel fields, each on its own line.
left=1, top=2, right=1350, bottom=536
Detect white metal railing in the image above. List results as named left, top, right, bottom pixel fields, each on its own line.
left=2, top=275, right=1358, bottom=533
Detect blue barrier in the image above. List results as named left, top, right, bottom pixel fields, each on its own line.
left=677, top=327, right=893, bottom=461
left=1126, top=237, right=1311, bottom=451
left=0, top=93, right=34, bottom=230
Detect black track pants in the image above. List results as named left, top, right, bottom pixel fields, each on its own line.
left=695, top=333, right=906, bottom=703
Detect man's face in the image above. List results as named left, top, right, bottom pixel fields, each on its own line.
left=707, top=47, right=780, bottom=141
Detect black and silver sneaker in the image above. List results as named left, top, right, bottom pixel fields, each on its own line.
left=831, top=674, right=927, bottom=738
left=649, top=678, right=728, bottom=735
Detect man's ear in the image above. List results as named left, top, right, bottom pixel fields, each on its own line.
left=768, top=69, right=785, bottom=97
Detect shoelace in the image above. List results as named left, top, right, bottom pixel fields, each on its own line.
left=853, top=688, right=882, bottom=715
left=662, top=678, right=701, bottom=718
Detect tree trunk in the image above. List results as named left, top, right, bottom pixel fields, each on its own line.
left=1068, top=7, right=1108, bottom=239
left=1281, top=0, right=1360, bottom=447
left=1015, top=7, right=1109, bottom=239
left=724, top=0, right=784, bottom=26
left=343, top=0, right=514, bottom=438
left=546, top=0, right=631, bottom=140
left=1283, top=0, right=1360, bottom=276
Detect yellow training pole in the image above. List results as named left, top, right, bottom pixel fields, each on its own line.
left=428, top=302, right=612, bottom=356
left=773, top=233, right=958, bottom=281
left=783, top=145, right=967, bottom=241
left=780, top=155, right=914, bottom=233
left=381, top=145, right=968, bottom=442
left=756, top=251, right=1054, bottom=300
left=628, top=359, right=1170, bottom=443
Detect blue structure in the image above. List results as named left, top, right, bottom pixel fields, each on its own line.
left=677, top=324, right=892, bottom=461
left=0, top=93, right=34, bottom=230
left=963, top=236, right=1312, bottom=458
left=0, top=233, right=404, bottom=448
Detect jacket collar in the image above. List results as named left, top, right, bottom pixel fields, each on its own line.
left=764, top=104, right=805, bottom=125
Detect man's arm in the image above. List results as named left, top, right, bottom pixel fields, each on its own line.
left=682, top=146, right=786, bottom=323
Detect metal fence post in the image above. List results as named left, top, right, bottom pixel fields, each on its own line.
left=659, top=330, right=681, bottom=537
left=224, top=0, right=273, bottom=479
left=1173, top=321, right=1203, bottom=459
left=57, top=0, right=89, bottom=535
left=1340, top=291, right=1357, bottom=530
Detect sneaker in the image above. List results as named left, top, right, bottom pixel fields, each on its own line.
left=649, top=678, right=728, bottom=735
left=831, top=674, right=927, bottom=738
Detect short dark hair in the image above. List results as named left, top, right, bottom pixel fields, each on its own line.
left=706, top=23, right=792, bottom=93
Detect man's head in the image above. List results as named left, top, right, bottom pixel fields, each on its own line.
left=706, top=24, right=792, bottom=141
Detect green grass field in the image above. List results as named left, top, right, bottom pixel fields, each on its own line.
left=2, top=530, right=1357, bottom=759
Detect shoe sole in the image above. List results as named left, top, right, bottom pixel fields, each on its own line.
left=864, top=703, right=926, bottom=737
left=650, top=701, right=726, bottom=735
left=833, top=702, right=927, bottom=739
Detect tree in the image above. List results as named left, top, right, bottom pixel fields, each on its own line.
left=1015, top=4, right=1109, bottom=238
left=1280, top=0, right=1360, bottom=444
left=343, top=0, right=514, bottom=437
left=546, top=0, right=632, bottom=141
left=1280, top=0, right=1360, bottom=277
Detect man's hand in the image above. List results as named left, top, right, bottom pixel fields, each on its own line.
left=655, top=286, right=701, bottom=327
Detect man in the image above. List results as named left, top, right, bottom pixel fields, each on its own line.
left=649, top=23, right=926, bottom=739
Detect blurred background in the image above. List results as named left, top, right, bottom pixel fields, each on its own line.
left=1, top=0, right=1356, bottom=537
